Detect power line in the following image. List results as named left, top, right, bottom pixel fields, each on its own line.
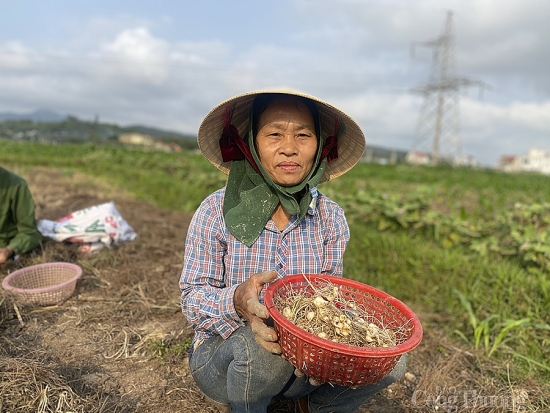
left=409, top=10, right=490, bottom=165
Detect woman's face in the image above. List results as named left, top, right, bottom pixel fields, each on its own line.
left=255, top=97, right=318, bottom=186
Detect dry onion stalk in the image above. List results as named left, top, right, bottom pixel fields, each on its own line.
left=273, top=277, right=411, bottom=348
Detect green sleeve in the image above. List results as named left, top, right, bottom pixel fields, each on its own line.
left=7, top=181, right=42, bottom=256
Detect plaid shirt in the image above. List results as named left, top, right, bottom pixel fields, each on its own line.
left=179, top=187, right=350, bottom=341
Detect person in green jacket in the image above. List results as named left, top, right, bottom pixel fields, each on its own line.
left=0, top=167, right=42, bottom=263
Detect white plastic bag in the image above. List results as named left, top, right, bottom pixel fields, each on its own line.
left=38, top=201, right=137, bottom=253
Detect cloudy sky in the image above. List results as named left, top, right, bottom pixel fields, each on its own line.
left=1, top=0, right=549, bottom=166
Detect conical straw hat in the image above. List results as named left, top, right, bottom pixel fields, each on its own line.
left=198, top=89, right=366, bottom=182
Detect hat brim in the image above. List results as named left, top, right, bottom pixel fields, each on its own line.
left=198, top=89, right=366, bottom=183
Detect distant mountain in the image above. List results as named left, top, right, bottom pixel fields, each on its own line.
left=122, top=124, right=196, bottom=141
left=0, top=109, right=66, bottom=123
left=0, top=113, right=199, bottom=150
left=0, top=110, right=196, bottom=142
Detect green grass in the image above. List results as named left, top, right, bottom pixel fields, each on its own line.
left=343, top=226, right=550, bottom=380
left=150, top=338, right=193, bottom=364
left=2, top=140, right=549, bottom=387
left=325, top=162, right=550, bottom=221
left=0, top=140, right=226, bottom=211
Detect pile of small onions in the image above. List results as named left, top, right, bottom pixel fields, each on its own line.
left=273, top=280, right=409, bottom=348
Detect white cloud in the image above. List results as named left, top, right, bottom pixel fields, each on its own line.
left=509, top=101, right=550, bottom=131
left=459, top=97, right=550, bottom=163
left=97, top=28, right=170, bottom=85
left=0, top=41, right=31, bottom=70
left=462, top=98, right=550, bottom=132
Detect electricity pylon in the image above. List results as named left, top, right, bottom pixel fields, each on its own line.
left=410, top=10, right=487, bottom=165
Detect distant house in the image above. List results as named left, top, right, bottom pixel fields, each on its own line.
left=118, top=132, right=156, bottom=147
left=454, top=155, right=478, bottom=168
left=167, top=141, right=183, bottom=152
left=406, top=151, right=430, bottom=165
left=498, top=155, right=517, bottom=168
left=118, top=132, right=182, bottom=153
left=498, top=148, right=550, bottom=175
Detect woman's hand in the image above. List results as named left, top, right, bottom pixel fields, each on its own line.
left=234, top=270, right=281, bottom=354
left=0, top=247, right=14, bottom=264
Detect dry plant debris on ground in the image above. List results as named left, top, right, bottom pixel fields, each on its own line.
left=0, top=167, right=546, bottom=413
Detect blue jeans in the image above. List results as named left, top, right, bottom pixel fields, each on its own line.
left=188, top=325, right=407, bottom=413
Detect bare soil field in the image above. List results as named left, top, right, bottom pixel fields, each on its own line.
left=0, top=167, right=543, bottom=412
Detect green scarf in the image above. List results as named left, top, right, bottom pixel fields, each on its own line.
left=223, top=114, right=327, bottom=247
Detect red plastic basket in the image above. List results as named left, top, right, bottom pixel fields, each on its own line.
left=264, top=274, right=423, bottom=386
left=2, top=262, right=82, bottom=307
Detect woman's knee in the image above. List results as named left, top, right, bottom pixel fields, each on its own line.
left=231, top=326, right=294, bottom=380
